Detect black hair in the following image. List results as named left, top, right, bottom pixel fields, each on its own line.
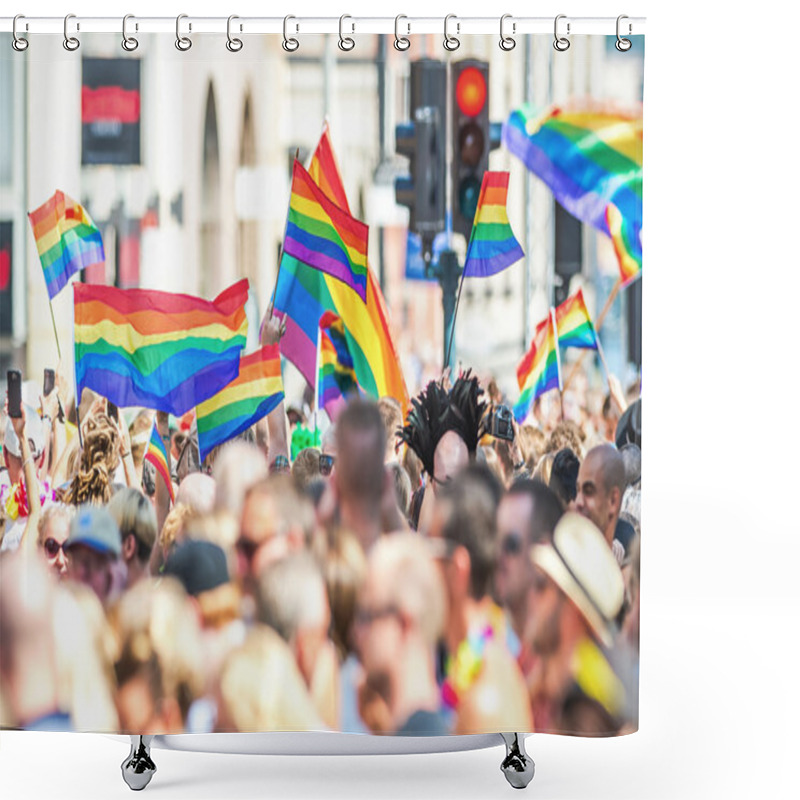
left=549, top=448, right=581, bottom=506
left=507, top=478, right=564, bottom=544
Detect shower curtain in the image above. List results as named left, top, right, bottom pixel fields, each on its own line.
left=0, top=24, right=642, bottom=740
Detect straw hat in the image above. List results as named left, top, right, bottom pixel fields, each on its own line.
left=530, top=512, right=625, bottom=649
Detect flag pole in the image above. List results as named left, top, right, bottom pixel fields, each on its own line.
left=47, top=299, right=62, bottom=360
left=444, top=269, right=465, bottom=372
left=551, top=306, right=565, bottom=422
left=313, top=325, right=321, bottom=442
left=562, top=275, right=624, bottom=391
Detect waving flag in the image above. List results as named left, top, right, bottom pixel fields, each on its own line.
left=74, top=280, right=249, bottom=416
left=284, top=159, right=369, bottom=302
left=514, top=310, right=561, bottom=423
left=318, top=311, right=359, bottom=416
left=503, top=103, right=642, bottom=281
left=274, top=125, right=408, bottom=411
left=196, top=344, right=284, bottom=462
left=28, top=190, right=105, bottom=299
left=555, top=288, right=599, bottom=350
left=463, top=172, right=524, bottom=278
left=144, top=422, right=174, bottom=504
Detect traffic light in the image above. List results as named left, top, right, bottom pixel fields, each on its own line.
left=451, top=60, right=502, bottom=240
left=395, top=59, right=446, bottom=256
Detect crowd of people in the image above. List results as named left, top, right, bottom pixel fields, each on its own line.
left=0, top=317, right=641, bottom=738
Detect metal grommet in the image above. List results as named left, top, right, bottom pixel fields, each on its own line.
left=553, top=14, right=570, bottom=52
left=394, top=15, right=410, bottom=51
left=616, top=15, right=632, bottom=52
left=226, top=15, right=243, bottom=52
left=176, top=14, right=192, bottom=51
left=282, top=15, right=299, bottom=52
left=12, top=14, right=29, bottom=52
left=338, top=15, right=355, bottom=51
left=499, top=14, right=516, bottom=51
left=122, top=14, right=139, bottom=52
left=444, top=14, right=460, bottom=51
left=63, top=14, right=80, bottom=51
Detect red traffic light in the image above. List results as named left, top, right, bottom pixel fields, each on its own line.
left=455, top=66, right=487, bottom=117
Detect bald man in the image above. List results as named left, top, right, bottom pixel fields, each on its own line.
left=574, top=444, right=632, bottom=561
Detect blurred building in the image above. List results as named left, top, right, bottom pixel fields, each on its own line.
left=0, top=31, right=643, bottom=405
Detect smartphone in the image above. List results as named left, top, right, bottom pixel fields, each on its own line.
left=107, top=400, right=119, bottom=421
left=43, top=368, right=55, bottom=397
left=7, top=369, right=22, bottom=418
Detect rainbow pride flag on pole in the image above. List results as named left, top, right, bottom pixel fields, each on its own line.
left=28, top=190, right=105, bottom=300
left=274, top=125, right=408, bottom=411
left=463, top=172, right=524, bottom=278
left=503, top=103, right=642, bottom=282
left=284, top=159, right=369, bottom=303
left=514, top=309, right=561, bottom=423
left=74, top=280, right=249, bottom=416
left=554, top=288, right=599, bottom=350
left=144, top=422, right=174, bottom=504
left=196, top=344, right=284, bottom=462
left=318, top=311, right=359, bottom=417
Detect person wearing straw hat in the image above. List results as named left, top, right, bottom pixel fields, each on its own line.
left=525, top=511, right=626, bottom=733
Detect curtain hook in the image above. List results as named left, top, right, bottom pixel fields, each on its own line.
left=444, top=14, right=460, bottom=51
left=63, top=13, right=80, bottom=51
left=616, top=15, right=632, bottom=51
left=176, top=14, right=192, bottom=51
left=339, top=15, right=355, bottom=51
left=12, top=15, right=29, bottom=52
left=283, top=15, right=299, bottom=52
left=553, top=14, right=570, bottom=52
left=226, top=15, right=243, bottom=52
left=122, top=14, right=139, bottom=52
left=499, top=14, right=516, bottom=51
left=394, top=15, right=410, bottom=51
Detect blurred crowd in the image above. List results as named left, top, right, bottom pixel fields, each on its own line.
left=0, top=332, right=641, bottom=738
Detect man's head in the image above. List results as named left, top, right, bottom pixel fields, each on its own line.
left=354, top=533, right=445, bottom=695
left=237, top=475, right=310, bottom=593
left=432, top=430, right=469, bottom=495
left=3, top=405, right=46, bottom=483
left=175, top=472, right=217, bottom=515
left=256, top=552, right=331, bottom=687
left=575, top=444, right=626, bottom=544
left=333, top=399, right=386, bottom=511
left=108, top=487, right=157, bottom=570
left=113, top=578, right=203, bottom=733
left=495, top=479, right=563, bottom=612
left=429, top=464, right=501, bottom=605
left=549, top=448, right=581, bottom=508
left=64, top=506, right=124, bottom=605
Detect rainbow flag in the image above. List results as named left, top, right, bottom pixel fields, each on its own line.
left=74, top=280, right=249, bottom=416
left=463, top=172, right=524, bottom=278
left=503, top=103, right=642, bottom=279
left=606, top=202, right=641, bottom=286
left=196, top=344, right=284, bottom=462
left=555, top=288, right=598, bottom=350
left=284, top=159, right=369, bottom=303
left=144, top=423, right=174, bottom=504
left=514, top=310, right=561, bottom=423
left=28, top=190, right=105, bottom=300
left=318, top=311, right=359, bottom=416
left=274, top=126, right=408, bottom=412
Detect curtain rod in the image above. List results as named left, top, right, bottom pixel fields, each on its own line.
left=1, top=16, right=646, bottom=37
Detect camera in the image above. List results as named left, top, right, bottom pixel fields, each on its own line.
left=489, top=404, right=515, bottom=442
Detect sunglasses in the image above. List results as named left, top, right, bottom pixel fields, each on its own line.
left=43, top=538, right=66, bottom=558
left=500, top=532, right=524, bottom=557
left=319, top=454, right=335, bottom=476
left=235, top=538, right=260, bottom=566
left=354, top=605, right=401, bottom=628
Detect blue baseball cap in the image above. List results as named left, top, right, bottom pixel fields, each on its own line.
left=65, top=505, right=122, bottom=558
